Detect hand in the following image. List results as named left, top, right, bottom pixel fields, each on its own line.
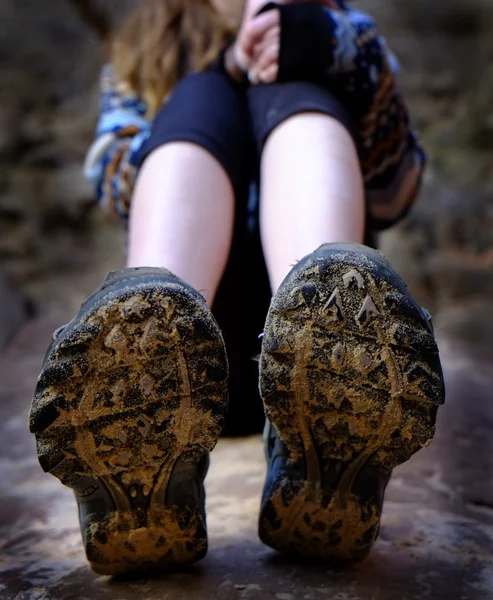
left=225, top=7, right=280, bottom=84
left=249, top=17, right=280, bottom=84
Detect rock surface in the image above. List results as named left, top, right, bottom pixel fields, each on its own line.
left=1, top=311, right=493, bottom=599
left=0, top=270, right=27, bottom=349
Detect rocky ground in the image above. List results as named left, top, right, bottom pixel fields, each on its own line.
left=1, top=307, right=493, bottom=600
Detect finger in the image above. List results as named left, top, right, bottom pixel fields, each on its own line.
left=259, top=62, right=279, bottom=84
left=248, top=69, right=258, bottom=85
left=262, top=24, right=281, bottom=43
left=242, top=10, right=280, bottom=56
left=249, top=59, right=279, bottom=86
left=252, top=42, right=279, bottom=76
left=253, top=25, right=280, bottom=59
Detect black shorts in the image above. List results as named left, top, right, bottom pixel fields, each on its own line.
left=140, top=71, right=353, bottom=209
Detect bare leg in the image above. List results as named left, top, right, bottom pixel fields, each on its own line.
left=260, top=113, right=365, bottom=293
left=128, top=142, right=235, bottom=306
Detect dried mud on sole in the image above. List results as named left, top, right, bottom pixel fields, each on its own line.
left=30, top=278, right=228, bottom=575
left=259, top=246, right=444, bottom=561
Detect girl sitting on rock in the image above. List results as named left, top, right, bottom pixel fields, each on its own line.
left=30, top=0, right=444, bottom=576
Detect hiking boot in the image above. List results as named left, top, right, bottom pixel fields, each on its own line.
left=258, top=243, right=445, bottom=562
left=29, top=268, right=228, bottom=575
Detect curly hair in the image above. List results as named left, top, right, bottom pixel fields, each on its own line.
left=112, top=0, right=240, bottom=115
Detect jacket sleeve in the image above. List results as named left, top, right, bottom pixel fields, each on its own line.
left=84, top=64, right=152, bottom=223
left=272, top=3, right=426, bottom=230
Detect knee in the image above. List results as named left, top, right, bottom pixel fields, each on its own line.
left=139, top=71, right=253, bottom=192
left=248, top=81, right=354, bottom=154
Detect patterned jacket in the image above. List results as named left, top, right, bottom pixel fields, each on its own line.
left=84, top=1, right=425, bottom=230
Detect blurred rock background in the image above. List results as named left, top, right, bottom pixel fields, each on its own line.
left=0, top=0, right=492, bottom=342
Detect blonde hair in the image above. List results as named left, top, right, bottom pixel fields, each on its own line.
left=112, top=0, right=239, bottom=116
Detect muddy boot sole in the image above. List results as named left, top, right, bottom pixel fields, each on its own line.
left=29, top=270, right=228, bottom=575
left=259, top=243, right=444, bottom=562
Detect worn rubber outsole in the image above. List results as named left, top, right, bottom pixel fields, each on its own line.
left=259, top=243, right=445, bottom=562
left=29, top=270, right=228, bottom=575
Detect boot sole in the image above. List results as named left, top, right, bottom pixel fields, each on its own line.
left=30, top=274, right=228, bottom=575
left=259, top=243, right=444, bottom=562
